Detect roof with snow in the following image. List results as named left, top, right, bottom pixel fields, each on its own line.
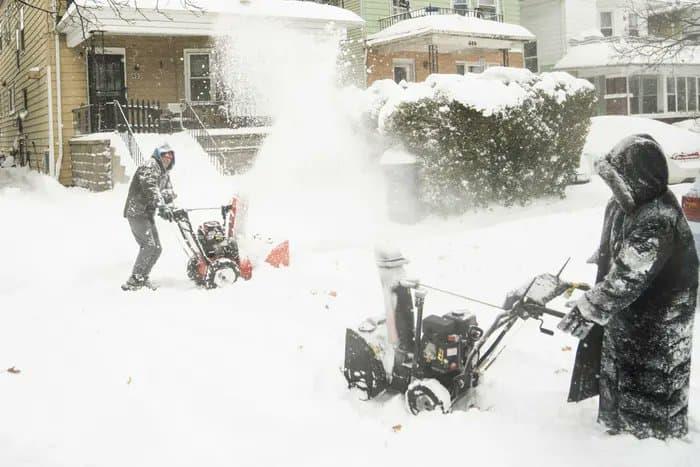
left=555, top=39, right=700, bottom=69
left=57, top=0, right=364, bottom=47
left=366, top=14, right=535, bottom=50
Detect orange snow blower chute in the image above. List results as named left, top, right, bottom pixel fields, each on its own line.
left=224, top=196, right=290, bottom=279
left=265, top=240, right=290, bottom=268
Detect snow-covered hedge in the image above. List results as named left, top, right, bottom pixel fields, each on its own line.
left=368, top=68, right=596, bottom=213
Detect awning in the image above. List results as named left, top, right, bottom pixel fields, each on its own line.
left=57, top=0, right=364, bottom=48
left=366, top=14, right=534, bottom=53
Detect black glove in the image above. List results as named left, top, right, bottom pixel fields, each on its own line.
left=162, top=189, right=177, bottom=204
left=157, top=205, right=174, bottom=222
left=557, top=307, right=594, bottom=339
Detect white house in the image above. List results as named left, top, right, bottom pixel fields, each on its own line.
left=522, top=0, right=700, bottom=121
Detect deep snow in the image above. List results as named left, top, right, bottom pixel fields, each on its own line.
left=0, top=167, right=698, bottom=467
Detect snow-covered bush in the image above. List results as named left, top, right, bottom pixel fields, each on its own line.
left=369, top=68, right=596, bottom=213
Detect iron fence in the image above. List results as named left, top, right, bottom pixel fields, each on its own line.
left=377, top=7, right=503, bottom=30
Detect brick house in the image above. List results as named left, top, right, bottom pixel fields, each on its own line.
left=1, top=0, right=361, bottom=186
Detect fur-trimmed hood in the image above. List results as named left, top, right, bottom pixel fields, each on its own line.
left=595, top=134, right=668, bottom=213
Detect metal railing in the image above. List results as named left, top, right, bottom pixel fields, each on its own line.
left=72, top=100, right=163, bottom=135
left=377, top=6, right=503, bottom=30
left=181, top=101, right=224, bottom=174
left=113, top=101, right=144, bottom=167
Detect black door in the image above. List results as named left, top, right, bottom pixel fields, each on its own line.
left=88, top=53, right=126, bottom=131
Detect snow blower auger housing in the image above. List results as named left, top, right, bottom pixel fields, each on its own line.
left=343, top=264, right=590, bottom=415
left=172, top=208, right=241, bottom=289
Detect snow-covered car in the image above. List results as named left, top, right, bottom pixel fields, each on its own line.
left=584, top=116, right=700, bottom=184
left=682, top=181, right=700, bottom=258
left=574, top=151, right=594, bottom=183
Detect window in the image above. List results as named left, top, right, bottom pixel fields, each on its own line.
left=456, top=61, right=488, bottom=74
left=600, top=12, right=613, bottom=37
left=642, top=76, right=659, bottom=113
left=604, top=77, right=628, bottom=115
left=524, top=41, right=538, bottom=73
left=690, top=78, right=698, bottom=111
left=476, top=0, right=498, bottom=20
left=392, top=0, right=409, bottom=16
left=185, top=50, right=214, bottom=102
left=393, top=59, right=415, bottom=83
left=667, top=77, right=676, bottom=112
left=9, top=84, right=15, bottom=115
left=454, top=0, right=469, bottom=15
left=629, top=75, right=659, bottom=114
left=677, top=76, right=687, bottom=111
left=668, top=77, right=698, bottom=113
left=18, top=6, right=24, bottom=52
left=628, top=13, right=639, bottom=37
left=456, top=63, right=465, bottom=75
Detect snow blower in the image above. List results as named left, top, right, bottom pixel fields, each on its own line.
left=172, top=207, right=242, bottom=289
left=171, top=195, right=290, bottom=288
left=342, top=259, right=590, bottom=415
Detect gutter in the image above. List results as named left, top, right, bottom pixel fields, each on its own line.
left=53, top=0, right=64, bottom=181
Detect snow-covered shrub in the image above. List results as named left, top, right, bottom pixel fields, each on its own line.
left=371, top=68, right=596, bottom=213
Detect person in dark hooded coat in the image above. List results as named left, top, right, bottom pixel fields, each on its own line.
left=558, top=134, right=698, bottom=439
left=121, top=143, right=177, bottom=291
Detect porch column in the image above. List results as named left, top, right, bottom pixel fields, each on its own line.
left=501, top=49, right=509, bottom=67
left=428, top=44, right=438, bottom=74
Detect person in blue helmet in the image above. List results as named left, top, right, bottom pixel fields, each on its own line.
left=121, top=143, right=177, bottom=291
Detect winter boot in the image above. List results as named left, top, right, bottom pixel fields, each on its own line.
left=121, top=274, right=145, bottom=291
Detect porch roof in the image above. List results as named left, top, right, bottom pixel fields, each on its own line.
left=57, top=0, right=364, bottom=48
left=555, top=38, right=700, bottom=70
left=366, top=14, right=534, bottom=53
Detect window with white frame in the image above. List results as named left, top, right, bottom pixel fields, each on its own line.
left=9, top=84, right=15, bottom=115
left=477, top=0, right=498, bottom=19
left=392, top=0, right=409, bottom=16
left=524, top=41, right=537, bottom=73
left=629, top=75, right=659, bottom=114
left=18, top=6, right=24, bottom=52
left=667, top=76, right=699, bottom=112
left=628, top=13, right=639, bottom=37
left=456, top=60, right=489, bottom=74
left=604, top=76, right=628, bottom=115
left=185, top=50, right=214, bottom=103
left=393, top=58, right=415, bottom=83
left=453, top=0, right=468, bottom=14
left=600, top=12, right=613, bottom=37
left=667, top=77, right=676, bottom=112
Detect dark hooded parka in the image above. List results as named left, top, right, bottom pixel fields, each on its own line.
left=569, top=134, right=698, bottom=439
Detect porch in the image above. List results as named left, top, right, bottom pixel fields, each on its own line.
left=366, top=8, right=534, bottom=84
left=555, top=38, right=700, bottom=122
left=54, top=0, right=362, bottom=183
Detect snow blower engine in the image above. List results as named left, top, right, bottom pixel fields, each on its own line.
left=172, top=207, right=242, bottom=289
left=343, top=259, right=590, bottom=415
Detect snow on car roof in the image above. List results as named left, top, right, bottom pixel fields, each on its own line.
left=366, top=14, right=535, bottom=46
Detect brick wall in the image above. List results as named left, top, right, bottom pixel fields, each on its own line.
left=367, top=48, right=525, bottom=85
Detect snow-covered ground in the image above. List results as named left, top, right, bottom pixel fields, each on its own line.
left=0, top=165, right=697, bottom=467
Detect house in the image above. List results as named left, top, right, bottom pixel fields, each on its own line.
left=522, top=0, right=700, bottom=121
left=3, top=0, right=362, bottom=187
left=338, top=0, right=533, bottom=85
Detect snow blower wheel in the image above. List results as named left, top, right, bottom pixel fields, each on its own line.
left=204, top=258, right=240, bottom=289
left=405, top=379, right=451, bottom=415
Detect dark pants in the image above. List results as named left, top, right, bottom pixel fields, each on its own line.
left=128, top=216, right=162, bottom=278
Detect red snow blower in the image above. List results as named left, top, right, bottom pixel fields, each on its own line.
left=171, top=196, right=290, bottom=288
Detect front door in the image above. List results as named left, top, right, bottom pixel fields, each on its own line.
left=88, top=53, right=126, bottom=131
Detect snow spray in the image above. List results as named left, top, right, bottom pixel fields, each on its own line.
left=213, top=16, right=387, bottom=252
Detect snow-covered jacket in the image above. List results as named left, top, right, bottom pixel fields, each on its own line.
left=568, top=134, right=698, bottom=439
left=123, top=145, right=175, bottom=219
